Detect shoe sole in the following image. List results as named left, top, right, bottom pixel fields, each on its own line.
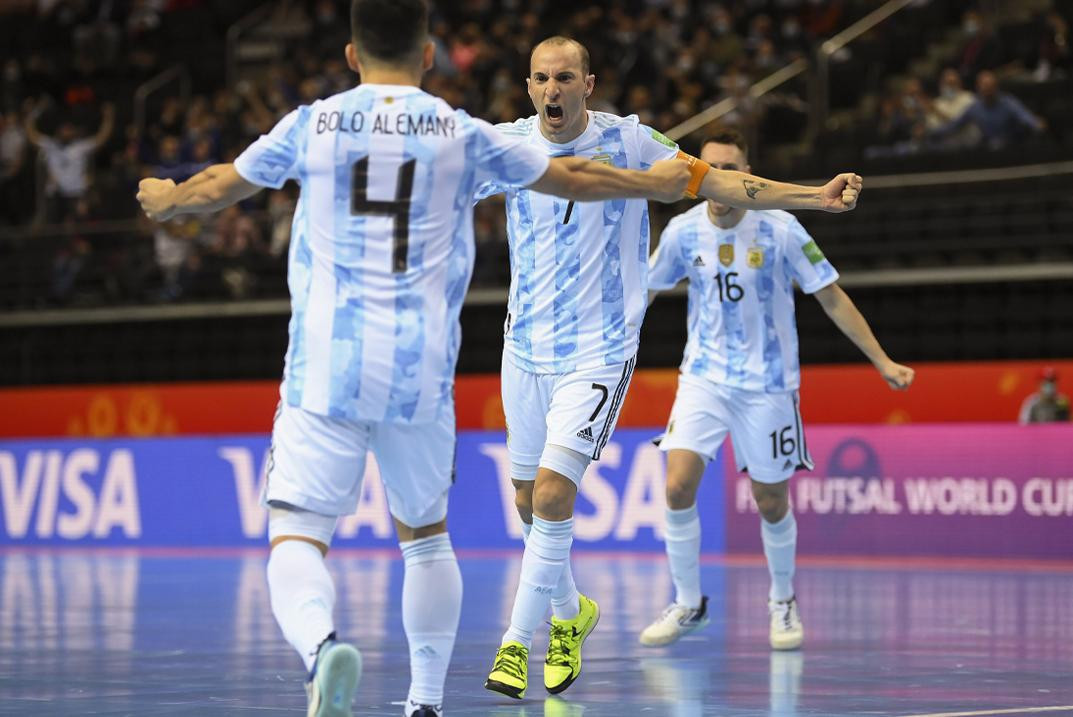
left=311, top=644, right=362, bottom=717
left=545, top=598, right=601, bottom=695
left=638, top=615, right=711, bottom=647
left=770, top=630, right=804, bottom=651
left=484, top=678, right=525, bottom=700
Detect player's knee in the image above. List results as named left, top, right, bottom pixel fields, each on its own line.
left=268, top=504, right=337, bottom=556
left=752, top=481, right=790, bottom=522
left=665, top=475, right=699, bottom=510
left=532, top=472, right=577, bottom=521
left=512, top=481, right=534, bottom=522
left=394, top=517, right=448, bottom=543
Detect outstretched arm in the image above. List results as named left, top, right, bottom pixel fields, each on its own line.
left=677, top=151, right=862, bottom=212
left=137, top=163, right=261, bottom=222
left=527, top=157, right=689, bottom=203
left=91, top=103, right=115, bottom=150
left=23, top=103, right=47, bottom=147
left=813, top=283, right=914, bottom=390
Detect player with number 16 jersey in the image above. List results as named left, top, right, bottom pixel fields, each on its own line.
left=640, top=129, right=914, bottom=654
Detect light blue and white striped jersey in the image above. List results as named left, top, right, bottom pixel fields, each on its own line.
left=234, top=84, right=550, bottom=423
left=475, top=111, right=679, bottom=374
left=649, top=204, right=839, bottom=392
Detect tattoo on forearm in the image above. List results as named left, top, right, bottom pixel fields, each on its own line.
left=743, top=179, right=769, bottom=200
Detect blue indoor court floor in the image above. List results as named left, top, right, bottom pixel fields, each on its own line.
left=1, top=550, right=1072, bottom=717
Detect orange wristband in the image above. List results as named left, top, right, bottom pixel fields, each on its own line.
left=676, top=150, right=710, bottom=199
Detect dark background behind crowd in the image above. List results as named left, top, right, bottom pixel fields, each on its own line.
left=0, top=0, right=1070, bottom=309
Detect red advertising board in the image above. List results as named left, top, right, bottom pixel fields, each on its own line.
left=0, top=360, right=1069, bottom=438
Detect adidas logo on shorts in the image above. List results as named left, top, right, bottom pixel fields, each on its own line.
left=577, top=426, right=594, bottom=442
left=693, top=255, right=705, bottom=267
left=782, top=459, right=794, bottom=470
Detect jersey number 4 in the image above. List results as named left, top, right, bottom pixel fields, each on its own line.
left=351, top=156, right=416, bottom=273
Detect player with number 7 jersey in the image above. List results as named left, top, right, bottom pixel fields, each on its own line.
left=477, top=36, right=867, bottom=703
left=133, top=2, right=693, bottom=715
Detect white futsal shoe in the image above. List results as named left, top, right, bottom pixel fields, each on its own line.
left=306, top=635, right=362, bottom=717
left=768, top=596, right=804, bottom=650
left=404, top=698, right=443, bottom=717
left=639, top=596, right=710, bottom=646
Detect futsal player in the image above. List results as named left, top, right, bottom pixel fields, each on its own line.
left=640, top=129, right=914, bottom=651
left=478, top=37, right=865, bottom=700
left=135, top=2, right=692, bottom=715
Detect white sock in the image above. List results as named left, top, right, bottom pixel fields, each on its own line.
left=400, top=533, right=462, bottom=707
left=665, top=505, right=702, bottom=608
left=521, top=521, right=579, bottom=621
left=502, top=516, right=573, bottom=649
left=266, top=540, right=336, bottom=671
left=761, top=509, right=797, bottom=602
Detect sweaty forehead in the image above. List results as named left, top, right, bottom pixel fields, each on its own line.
left=530, top=45, right=584, bottom=75
left=700, top=142, right=746, bottom=166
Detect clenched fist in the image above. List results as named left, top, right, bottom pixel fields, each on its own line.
left=137, top=178, right=178, bottom=222
left=647, top=159, right=692, bottom=203
left=878, top=360, right=915, bottom=391
left=820, top=173, right=863, bottom=213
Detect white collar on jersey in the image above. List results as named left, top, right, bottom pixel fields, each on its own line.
left=531, top=110, right=602, bottom=151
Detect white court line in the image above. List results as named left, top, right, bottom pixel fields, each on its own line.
left=902, top=706, right=1073, bottom=717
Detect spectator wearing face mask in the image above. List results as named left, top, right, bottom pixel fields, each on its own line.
left=957, top=9, right=1004, bottom=83
left=931, top=70, right=1045, bottom=149
left=926, top=68, right=980, bottom=149
left=1019, top=368, right=1071, bottom=424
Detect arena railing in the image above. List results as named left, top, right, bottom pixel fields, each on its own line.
left=664, top=0, right=916, bottom=145
left=0, top=158, right=1071, bottom=328
left=133, top=65, right=191, bottom=140
left=225, top=3, right=275, bottom=88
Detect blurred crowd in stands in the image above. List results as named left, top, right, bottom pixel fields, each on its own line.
left=0, top=0, right=1070, bottom=308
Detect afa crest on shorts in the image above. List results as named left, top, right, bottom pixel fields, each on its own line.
left=718, top=244, right=734, bottom=267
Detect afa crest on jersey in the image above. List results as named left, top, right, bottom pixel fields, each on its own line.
left=718, top=244, right=735, bottom=267
left=747, top=247, right=764, bottom=269
left=590, top=153, right=612, bottom=165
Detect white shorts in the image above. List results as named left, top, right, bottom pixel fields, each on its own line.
left=659, top=373, right=813, bottom=484
left=262, top=402, right=455, bottom=528
left=502, top=353, right=636, bottom=467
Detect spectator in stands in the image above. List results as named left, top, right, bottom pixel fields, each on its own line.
left=0, top=109, right=30, bottom=225
left=709, top=5, right=745, bottom=67
left=931, top=69, right=976, bottom=125
left=1019, top=368, right=1071, bottom=424
left=956, top=9, right=1004, bottom=83
left=1031, top=10, right=1071, bottom=81
left=932, top=70, right=1045, bottom=149
left=154, top=217, right=198, bottom=300
left=24, top=99, right=114, bottom=223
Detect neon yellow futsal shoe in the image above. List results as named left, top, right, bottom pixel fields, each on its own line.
left=544, top=593, right=600, bottom=694
left=484, top=641, right=529, bottom=699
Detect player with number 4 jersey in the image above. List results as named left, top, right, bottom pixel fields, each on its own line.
left=640, top=129, right=915, bottom=653
left=479, top=37, right=867, bottom=701
left=134, top=2, right=694, bottom=717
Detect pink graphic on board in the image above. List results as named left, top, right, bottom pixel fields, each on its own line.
left=724, top=424, right=1073, bottom=559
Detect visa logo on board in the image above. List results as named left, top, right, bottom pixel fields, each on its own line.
left=0, top=449, right=141, bottom=539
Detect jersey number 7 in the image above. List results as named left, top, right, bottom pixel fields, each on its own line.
left=351, top=156, right=416, bottom=273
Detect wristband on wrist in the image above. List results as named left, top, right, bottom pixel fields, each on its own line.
left=676, top=150, right=711, bottom=199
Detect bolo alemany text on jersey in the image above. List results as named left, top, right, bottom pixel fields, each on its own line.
left=315, top=110, right=456, bottom=138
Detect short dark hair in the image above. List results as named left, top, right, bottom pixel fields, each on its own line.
left=531, top=36, right=591, bottom=75
left=700, top=127, right=749, bottom=160
left=351, top=0, right=428, bottom=63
